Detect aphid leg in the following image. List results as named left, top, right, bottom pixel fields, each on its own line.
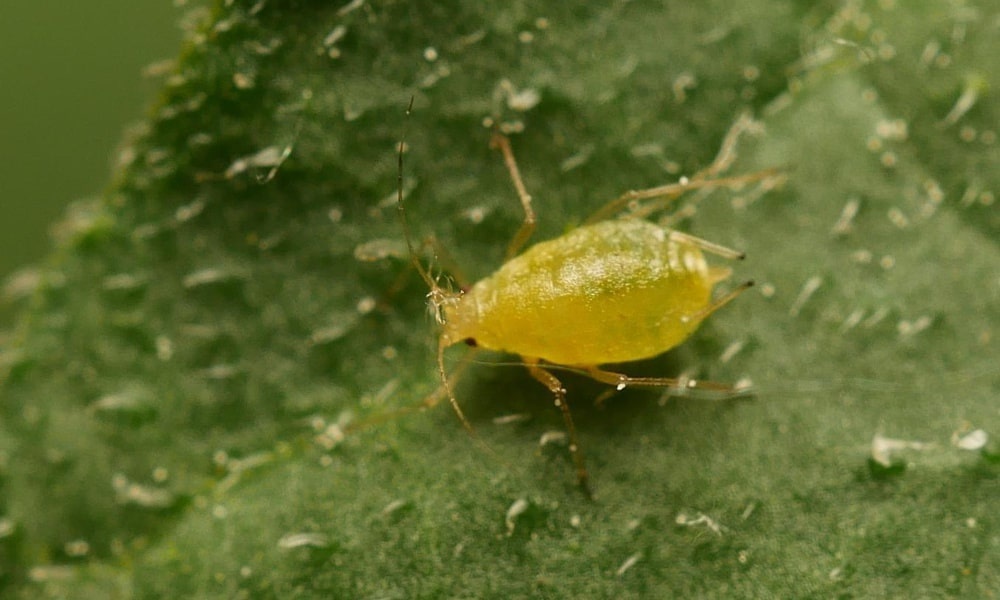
left=582, top=366, right=752, bottom=397
left=584, top=168, right=782, bottom=224
left=437, top=338, right=475, bottom=435
left=490, top=130, right=537, bottom=259
left=691, top=111, right=758, bottom=181
left=345, top=350, right=476, bottom=433
left=432, top=344, right=518, bottom=473
left=524, top=358, right=592, bottom=497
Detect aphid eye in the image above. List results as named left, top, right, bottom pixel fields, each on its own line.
left=460, top=285, right=471, bottom=293
left=464, top=337, right=478, bottom=347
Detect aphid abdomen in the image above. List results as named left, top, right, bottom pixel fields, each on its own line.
left=445, top=220, right=722, bottom=365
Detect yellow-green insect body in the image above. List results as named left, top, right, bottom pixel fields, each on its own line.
left=442, top=219, right=732, bottom=365
left=395, top=108, right=780, bottom=494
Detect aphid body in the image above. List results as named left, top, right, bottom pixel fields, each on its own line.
left=441, top=219, right=732, bottom=366
left=396, top=108, right=779, bottom=495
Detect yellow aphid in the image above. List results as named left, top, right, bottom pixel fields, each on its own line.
left=396, top=105, right=781, bottom=495
left=441, top=219, right=734, bottom=366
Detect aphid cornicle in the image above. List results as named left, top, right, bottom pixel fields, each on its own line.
left=397, top=105, right=780, bottom=496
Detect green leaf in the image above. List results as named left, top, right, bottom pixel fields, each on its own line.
left=2, top=0, right=997, bottom=597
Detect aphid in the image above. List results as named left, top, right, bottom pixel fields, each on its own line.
left=396, top=104, right=781, bottom=495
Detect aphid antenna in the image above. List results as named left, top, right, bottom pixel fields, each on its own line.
left=397, top=98, right=435, bottom=287
left=394, top=97, right=479, bottom=440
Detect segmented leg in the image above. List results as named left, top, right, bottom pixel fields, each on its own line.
left=436, top=338, right=475, bottom=435
left=583, top=366, right=754, bottom=397
left=584, top=112, right=785, bottom=224
left=692, top=111, right=759, bottom=181
left=490, top=130, right=537, bottom=259
left=524, top=357, right=592, bottom=498
left=345, top=349, right=477, bottom=434
left=584, top=168, right=782, bottom=225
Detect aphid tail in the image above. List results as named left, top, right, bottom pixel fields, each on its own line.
left=707, top=265, right=733, bottom=285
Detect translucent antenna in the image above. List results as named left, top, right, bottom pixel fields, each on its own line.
left=396, top=97, right=437, bottom=291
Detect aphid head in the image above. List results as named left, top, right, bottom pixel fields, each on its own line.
left=426, top=284, right=462, bottom=326
left=434, top=289, right=480, bottom=350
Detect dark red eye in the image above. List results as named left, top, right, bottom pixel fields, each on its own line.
left=464, top=337, right=478, bottom=347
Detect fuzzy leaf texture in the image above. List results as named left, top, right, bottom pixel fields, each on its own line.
left=1, top=0, right=998, bottom=598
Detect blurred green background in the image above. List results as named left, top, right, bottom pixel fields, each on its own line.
left=0, top=2, right=180, bottom=326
